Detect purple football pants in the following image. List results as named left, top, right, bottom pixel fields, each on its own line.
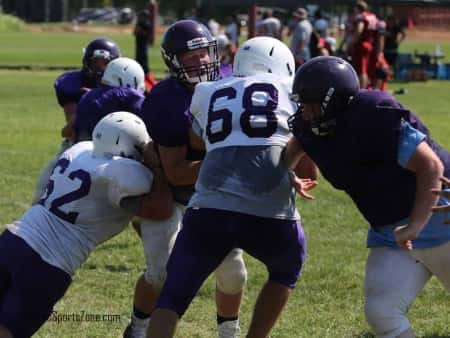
left=156, top=207, right=306, bottom=317
left=0, top=230, right=71, bottom=338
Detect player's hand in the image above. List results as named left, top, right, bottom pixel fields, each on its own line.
left=394, top=224, right=420, bottom=250
left=290, top=172, right=317, bottom=200
left=431, top=176, right=450, bottom=224
left=61, top=123, right=75, bottom=140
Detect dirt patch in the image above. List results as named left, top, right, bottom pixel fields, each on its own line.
left=402, top=28, right=450, bottom=41
left=27, top=23, right=168, bottom=35
left=27, top=23, right=133, bottom=34
left=27, top=24, right=450, bottom=41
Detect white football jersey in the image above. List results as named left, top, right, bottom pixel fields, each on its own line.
left=7, top=141, right=153, bottom=275
left=190, top=73, right=296, bottom=152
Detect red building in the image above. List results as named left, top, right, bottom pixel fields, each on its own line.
left=387, top=1, right=450, bottom=28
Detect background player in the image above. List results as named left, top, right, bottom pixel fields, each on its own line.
left=32, top=38, right=121, bottom=204
left=74, top=57, right=146, bottom=142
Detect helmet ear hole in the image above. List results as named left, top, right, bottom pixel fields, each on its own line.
left=101, top=57, right=145, bottom=92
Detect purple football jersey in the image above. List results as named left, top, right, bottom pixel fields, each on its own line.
left=138, top=77, right=205, bottom=204
left=139, top=66, right=231, bottom=148
left=54, top=70, right=97, bottom=107
left=296, top=89, right=450, bottom=227
left=219, top=63, right=233, bottom=78
left=74, top=86, right=145, bottom=142
left=139, top=77, right=193, bottom=147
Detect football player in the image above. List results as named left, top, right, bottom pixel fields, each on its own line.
left=368, top=19, right=390, bottom=91
left=32, top=38, right=121, bottom=204
left=287, top=56, right=450, bottom=338
left=347, top=1, right=378, bottom=89
left=124, top=20, right=247, bottom=338
left=0, top=112, right=172, bottom=338
left=147, top=37, right=317, bottom=338
left=74, top=57, right=146, bottom=142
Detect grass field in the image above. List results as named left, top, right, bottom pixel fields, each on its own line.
left=0, top=26, right=449, bottom=338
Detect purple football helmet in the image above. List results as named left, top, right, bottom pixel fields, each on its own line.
left=290, top=56, right=360, bottom=136
left=161, top=20, right=219, bottom=84
left=82, top=38, right=121, bottom=79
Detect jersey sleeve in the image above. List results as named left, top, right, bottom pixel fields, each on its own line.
left=54, top=72, right=84, bottom=107
left=118, top=88, right=145, bottom=114
left=74, top=94, right=95, bottom=142
left=105, top=159, right=154, bottom=208
left=397, top=121, right=426, bottom=168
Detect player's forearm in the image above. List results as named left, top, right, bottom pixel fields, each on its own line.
left=284, top=137, right=305, bottom=170
left=408, top=157, right=443, bottom=234
left=63, top=102, right=77, bottom=123
left=294, top=154, right=319, bottom=180
left=143, top=141, right=161, bottom=169
left=139, top=167, right=174, bottom=220
left=164, top=160, right=201, bottom=186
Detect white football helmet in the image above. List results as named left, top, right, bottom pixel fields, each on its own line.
left=92, top=111, right=150, bottom=161
left=101, top=57, right=146, bottom=92
left=233, top=37, right=295, bottom=85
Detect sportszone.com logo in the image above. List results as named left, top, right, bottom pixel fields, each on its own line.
left=48, top=311, right=121, bottom=324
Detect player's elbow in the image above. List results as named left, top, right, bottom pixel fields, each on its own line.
left=428, top=157, right=444, bottom=180
left=415, top=156, right=444, bottom=190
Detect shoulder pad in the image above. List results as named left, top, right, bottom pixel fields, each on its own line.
left=103, top=159, right=153, bottom=207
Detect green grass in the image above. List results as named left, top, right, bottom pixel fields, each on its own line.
left=0, top=30, right=167, bottom=78
left=0, top=28, right=449, bottom=337
left=401, top=40, right=450, bottom=63
left=0, top=14, right=25, bottom=32
left=1, top=27, right=450, bottom=79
